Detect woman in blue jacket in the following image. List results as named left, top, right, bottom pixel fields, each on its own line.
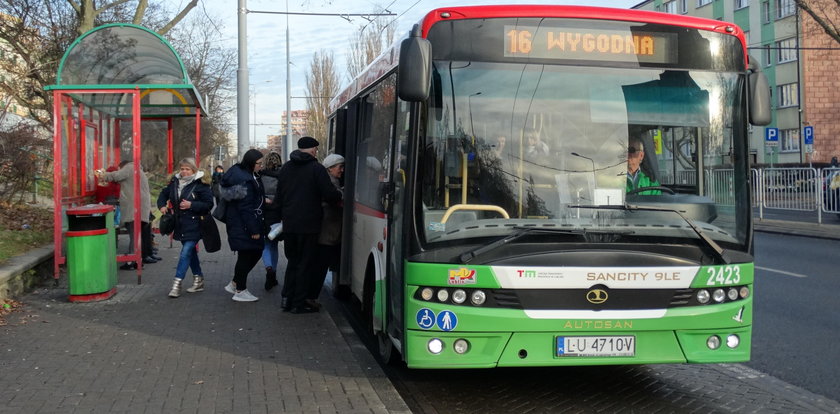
left=219, top=149, right=265, bottom=302
left=157, top=158, right=214, bottom=298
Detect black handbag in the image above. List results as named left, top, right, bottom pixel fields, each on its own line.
left=159, top=213, right=175, bottom=235
left=211, top=197, right=227, bottom=223
left=200, top=215, right=221, bottom=253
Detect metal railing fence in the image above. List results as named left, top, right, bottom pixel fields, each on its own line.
left=698, top=167, right=838, bottom=224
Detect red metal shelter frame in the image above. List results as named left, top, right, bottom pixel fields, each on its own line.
left=51, top=89, right=202, bottom=284
left=47, top=23, right=208, bottom=286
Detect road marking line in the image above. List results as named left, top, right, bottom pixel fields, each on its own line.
left=756, top=266, right=808, bottom=278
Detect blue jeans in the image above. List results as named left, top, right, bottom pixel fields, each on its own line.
left=262, top=239, right=279, bottom=269
left=175, top=240, right=203, bottom=280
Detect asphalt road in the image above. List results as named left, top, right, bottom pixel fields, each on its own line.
left=748, top=231, right=840, bottom=401
left=334, top=230, right=840, bottom=412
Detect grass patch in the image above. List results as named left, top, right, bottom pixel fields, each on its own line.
left=0, top=229, right=52, bottom=265
left=0, top=202, right=53, bottom=265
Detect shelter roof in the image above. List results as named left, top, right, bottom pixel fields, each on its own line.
left=45, top=23, right=206, bottom=118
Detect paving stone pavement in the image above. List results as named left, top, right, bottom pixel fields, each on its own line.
left=0, top=232, right=410, bottom=414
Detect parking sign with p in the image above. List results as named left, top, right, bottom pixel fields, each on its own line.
left=765, top=127, right=779, bottom=146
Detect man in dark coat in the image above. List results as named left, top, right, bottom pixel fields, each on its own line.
left=277, top=137, right=342, bottom=313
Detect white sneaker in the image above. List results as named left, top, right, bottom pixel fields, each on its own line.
left=224, top=281, right=236, bottom=294
left=232, top=289, right=258, bottom=302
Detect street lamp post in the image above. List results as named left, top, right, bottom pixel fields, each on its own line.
left=469, top=92, right=482, bottom=138
left=252, top=87, right=256, bottom=148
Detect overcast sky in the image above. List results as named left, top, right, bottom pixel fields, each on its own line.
left=200, top=0, right=642, bottom=146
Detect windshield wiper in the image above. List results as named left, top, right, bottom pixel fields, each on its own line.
left=572, top=204, right=731, bottom=264
left=458, top=226, right=583, bottom=264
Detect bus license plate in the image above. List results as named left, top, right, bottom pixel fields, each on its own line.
left=556, top=336, right=635, bottom=357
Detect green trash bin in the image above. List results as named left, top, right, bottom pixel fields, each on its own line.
left=66, top=205, right=117, bottom=302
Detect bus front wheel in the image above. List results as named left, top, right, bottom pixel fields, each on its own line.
left=363, top=262, right=398, bottom=364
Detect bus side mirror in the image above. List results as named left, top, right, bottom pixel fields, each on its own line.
left=398, top=25, right=432, bottom=102
left=748, top=56, right=771, bottom=126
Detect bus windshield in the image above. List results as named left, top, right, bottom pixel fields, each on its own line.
left=418, top=61, right=749, bottom=252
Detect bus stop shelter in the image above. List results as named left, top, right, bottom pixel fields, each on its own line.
left=46, top=24, right=208, bottom=283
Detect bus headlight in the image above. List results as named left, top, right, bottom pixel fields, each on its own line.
left=712, top=288, right=726, bottom=303
left=453, top=339, right=470, bottom=354
left=726, top=334, right=740, bottom=349
left=706, top=335, right=721, bottom=350
left=437, top=289, right=449, bottom=302
left=420, top=287, right=434, bottom=301
left=452, top=289, right=467, bottom=304
left=727, top=288, right=739, bottom=301
left=696, top=289, right=710, bottom=304
left=428, top=338, right=444, bottom=354
left=471, top=290, right=486, bottom=305
left=739, top=286, right=750, bottom=299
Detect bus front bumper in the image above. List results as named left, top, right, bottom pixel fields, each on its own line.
left=404, top=327, right=751, bottom=369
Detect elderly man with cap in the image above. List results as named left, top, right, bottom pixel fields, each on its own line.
left=307, top=153, right=344, bottom=309
left=275, top=137, right=342, bottom=314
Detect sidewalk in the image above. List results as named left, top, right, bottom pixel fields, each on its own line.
left=0, top=231, right=410, bottom=413
left=753, top=217, right=840, bottom=240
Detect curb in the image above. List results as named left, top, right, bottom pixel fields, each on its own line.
left=754, top=219, right=840, bottom=241
left=0, top=244, right=54, bottom=301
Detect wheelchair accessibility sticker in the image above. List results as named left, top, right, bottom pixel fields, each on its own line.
left=436, top=310, right=458, bottom=331
left=416, top=308, right=436, bottom=330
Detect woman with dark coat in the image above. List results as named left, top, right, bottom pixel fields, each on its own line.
left=219, top=149, right=265, bottom=302
left=157, top=158, right=214, bottom=298
left=258, top=151, right=283, bottom=290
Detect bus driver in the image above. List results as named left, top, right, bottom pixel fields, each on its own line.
left=626, top=137, right=661, bottom=195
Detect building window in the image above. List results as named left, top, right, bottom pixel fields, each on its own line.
left=777, top=83, right=798, bottom=108
left=775, top=0, right=795, bottom=18
left=776, top=38, right=797, bottom=63
left=764, top=44, right=772, bottom=66
left=762, top=1, right=771, bottom=23
left=663, top=0, right=687, bottom=14
left=735, top=0, right=749, bottom=9
left=698, top=0, right=713, bottom=6
left=780, top=128, right=800, bottom=152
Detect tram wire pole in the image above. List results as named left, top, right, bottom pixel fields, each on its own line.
left=237, top=0, right=250, bottom=159
left=286, top=0, right=291, bottom=161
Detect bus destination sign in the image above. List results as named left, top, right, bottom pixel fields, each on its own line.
left=504, top=25, right=677, bottom=64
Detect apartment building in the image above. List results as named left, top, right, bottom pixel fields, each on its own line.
left=632, top=0, right=840, bottom=165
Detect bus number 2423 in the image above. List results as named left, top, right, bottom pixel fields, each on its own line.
left=705, top=266, right=741, bottom=286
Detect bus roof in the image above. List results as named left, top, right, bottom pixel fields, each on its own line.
left=329, top=5, right=746, bottom=113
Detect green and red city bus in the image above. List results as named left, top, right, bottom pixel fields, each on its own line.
left=327, top=5, right=771, bottom=368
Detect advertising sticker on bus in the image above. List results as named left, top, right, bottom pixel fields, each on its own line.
left=448, top=267, right=477, bottom=285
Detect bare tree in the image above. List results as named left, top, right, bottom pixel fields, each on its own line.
left=165, top=11, right=237, bottom=173
left=0, top=0, right=201, bottom=131
left=795, top=0, right=840, bottom=44
left=66, top=0, right=198, bottom=35
left=346, top=12, right=395, bottom=80
left=305, top=50, right=340, bottom=148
